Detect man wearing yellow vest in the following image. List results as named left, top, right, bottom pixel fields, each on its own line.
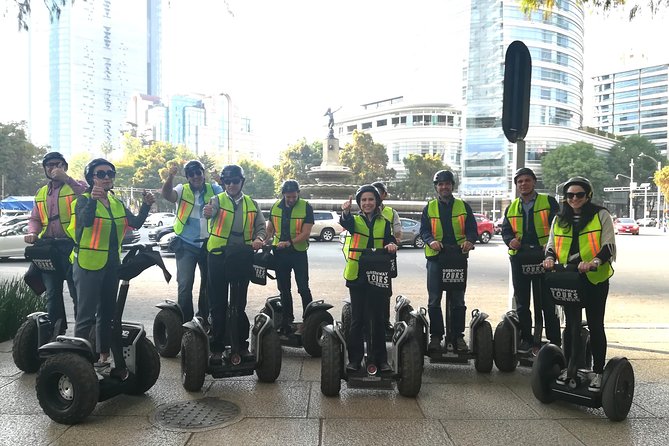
left=71, top=158, right=154, bottom=369
left=265, top=180, right=315, bottom=336
left=501, top=167, right=561, bottom=354
left=161, top=160, right=222, bottom=323
left=543, top=176, right=616, bottom=392
left=25, top=152, right=87, bottom=334
left=419, top=170, right=477, bottom=352
left=203, top=165, right=266, bottom=360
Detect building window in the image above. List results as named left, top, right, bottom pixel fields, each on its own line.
left=361, top=122, right=372, bottom=130
left=347, top=124, right=357, bottom=132
left=377, top=119, right=387, bottom=127
left=103, top=26, right=111, bottom=49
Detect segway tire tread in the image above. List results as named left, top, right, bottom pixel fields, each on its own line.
left=397, top=338, right=422, bottom=397
left=340, top=303, right=351, bottom=347
left=181, top=330, right=206, bottom=391
left=474, top=321, right=494, bottom=373
left=493, top=320, right=518, bottom=372
left=125, top=337, right=161, bottom=395
left=12, top=318, right=40, bottom=373
left=602, top=358, right=635, bottom=422
left=256, top=329, right=282, bottom=383
left=153, top=309, right=183, bottom=358
left=320, top=332, right=342, bottom=396
left=302, top=310, right=334, bottom=358
left=531, top=344, right=565, bottom=404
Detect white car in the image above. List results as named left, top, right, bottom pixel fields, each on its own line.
left=158, top=232, right=176, bottom=255
left=143, top=212, right=176, bottom=228
left=0, top=222, right=30, bottom=259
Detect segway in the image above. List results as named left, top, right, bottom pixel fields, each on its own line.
left=320, top=248, right=423, bottom=397
left=13, top=238, right=74, bottom=373
left=180, top=245, right=282, bottom=391
left=35, top=243, right=171, bottom=425
left=531, top=264, right=634, bottom=421
left=262, top=296, right=333, bottom=357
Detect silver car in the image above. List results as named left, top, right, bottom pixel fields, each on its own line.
left=338, top=217, right=425, bottom=249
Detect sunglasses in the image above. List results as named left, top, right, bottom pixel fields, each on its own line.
left=223, top=178, right=242, bottom=185
left=94, top=170, right=116, bottom=179
left=186, top=170, right=203, bottom=178
left=45, top=162, right=65, bottom=169
left=565, top=191, right=586, bottom=199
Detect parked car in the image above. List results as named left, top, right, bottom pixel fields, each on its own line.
left=338, top=217, right=425, bottom=249
left=615, top=217, right=639, bottom=235
left=149, top=224, right=174, bottom=241
left=310, top=211, right=344, bottom=242
left=494, top=217, right=504, bottom=235
left=0, top=213, right=30, bottom=232
left=473, top=213, right=494, bottom=244
left=0, top=222, right=30, bottom=259
left=142, top=212, right=176, bottom=228
left=158, top=231, right=176, bottom=255
left=636, top=217, right=657, bottom=227
left=122, top=228, right=141, bottom=248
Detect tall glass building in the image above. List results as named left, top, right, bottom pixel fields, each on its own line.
left=463, top=0, right=587, bottom=195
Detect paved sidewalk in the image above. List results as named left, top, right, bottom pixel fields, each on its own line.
left=1, top=323, right=668, bottom=446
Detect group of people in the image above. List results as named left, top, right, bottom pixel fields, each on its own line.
left=26, top=152, right=615, bottom=390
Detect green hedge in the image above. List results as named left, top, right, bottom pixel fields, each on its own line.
left=0, top=277, right=46, bottom=342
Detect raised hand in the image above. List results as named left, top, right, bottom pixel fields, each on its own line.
left=203, top=203, right=213, bottom=218
left=91, top=185, right=106, bottom=200
left=168, top=165, right=179, bottom=177
left=342, top=195, right=353, bottom=214
left=50, top=167, right=69, bottom=183
left=142, top=190, right=155, bottom=206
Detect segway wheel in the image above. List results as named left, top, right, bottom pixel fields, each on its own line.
left=12, top=318, right=40, bottom=373
left=602, top=357, right=635, bottom=422
left=397, top=338, right=423, bottom=397
left=255, top=328, right=282, bottom=383
left=474, top=321, right=494, bottom=373
left=125, top=337, right=161, bottom=395
left=407, top=315, right=428, bottom=360
left=181, top=330, right=206, bottom=391
left=302, top=310, right=334, bottom=358
left=493, top=320, right=518, bottom=372
left=153, top=309, right=183, bottom=358
left=340, top=302, right=352, bottom=347
left=36, top=353, right=99, bottom=424
left=530, top=344, right=565, bottom=404
left=320, top=331, right=342, bottom=397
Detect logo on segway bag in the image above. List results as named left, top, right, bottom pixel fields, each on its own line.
left=33, top=259, right=57, bottom=271
left=365, top=270, right=390, bottom=288
left=253, top=265, right=266, bottom=279
left=549, top=287, right=580, bottom=303
left=521, top=263, right=545, bottom=275
left=441, top=268, right=465, bottom=283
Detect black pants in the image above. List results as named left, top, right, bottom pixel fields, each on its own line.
left=208, top=253, right=250, bottom=352
left=563, top=280, right=608, bottom=374
left=275, top=249, right=313, bottom=327
left=510, top=257, right=561, bottom=346
left=348, top=286, right=388, bottom=365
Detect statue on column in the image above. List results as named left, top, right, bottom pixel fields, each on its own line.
left=324, top=106, right=341, bottom=139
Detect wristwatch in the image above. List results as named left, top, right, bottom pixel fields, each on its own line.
left=592, top=258, right=602, bottom=266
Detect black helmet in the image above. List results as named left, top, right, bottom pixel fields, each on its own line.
left=184, top=159, right=205, bottom=176
left=281, top=179, right=300, bottom=194
left=513, top=167, right=537, bottom=184
left=355, top=184, right=381, bottom=207
left=562, top=176, right=593, bottom=198
left=84, top=158, right=116, bottom=186
left=42, top=151, right=68, bottom=168
left=433, top=170, right=455, bottom=185
left=220, top=164, right=244, bottom=180
left=371, top=181, right=387, bottom=195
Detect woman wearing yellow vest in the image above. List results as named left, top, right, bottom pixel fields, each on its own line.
left=72, top=159, right=154, bottom=369
left=340, top=185, right=397, bottom=373
left=543, top=177, right=616, bottom=392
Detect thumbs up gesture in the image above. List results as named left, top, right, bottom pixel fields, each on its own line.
left=342, top=195, right=353, bottom=214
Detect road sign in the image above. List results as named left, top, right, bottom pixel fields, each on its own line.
left=502, top=41, right=532, bottom=144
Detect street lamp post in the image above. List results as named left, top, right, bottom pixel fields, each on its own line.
left=639, top=152, right=663, bottom=225
left=615, top=173, right=634, bottom=219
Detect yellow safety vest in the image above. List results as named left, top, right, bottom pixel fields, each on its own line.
left=424, top=198, right=467, bottom=257
left=34, top=183, right=76, bottom=238
left=207, top=194, right=257, bottom=253
left=381, top=205, right=396, bottom=236
left=506, top=194, right=551, bottom=255
left=342, top=215, right=386, bottom=281
left=552, top=214, right=614, bottom=284
left=270, top=198, right=308, bottom=252
left=70, top=193, right=128, bottom=271
left=173, top=183, right=215, bottom=235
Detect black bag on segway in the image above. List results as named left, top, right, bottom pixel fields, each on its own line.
left=543, top=265, right=585, bottom=307
left=223, top=243, right=254, bottom=281
left=357, top=249, right=394, bottom=295
left=515, top=246, right=545, bottom=276
left=437, top=245, right=468, bottom=291
left=24, top=239, right=72, bottom=275
left=250, top=247, right=275, bottom=286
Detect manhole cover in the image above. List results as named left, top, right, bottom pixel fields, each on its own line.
left=151, top=397, right=243, bottom=432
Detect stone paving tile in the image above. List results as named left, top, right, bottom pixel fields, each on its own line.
left=0, top=414, right=69, bottom=446
left=307, top=381, right=425, bottom=419
left=629, top=359, right=669, bottom=384
left=0, top=375, right=17, bottom=387
left=560, top=417, right=669, bottom=446
left=633, top=382, right=669, bottom=417
left=0, top=352, right=21, bottom=377
left=442, top=419, right=582, bottom=446
left=205, top=380, right=310, bottom=418
left=300, top=357, right=321, bottom=381
left=607, top=344, right=669, bottom=360
left=0, top=340, right=12, bottom=353
left=322, top=418, right=452, bottom=446
left=421, top=361, right=495, bottom=384
left=0, top=374, right=41, bottom=415
left=189, top=418, right=320, bottom=446
left=417, top=382, right=538, bottom=420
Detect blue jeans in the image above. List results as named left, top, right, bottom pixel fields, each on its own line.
left=426, top=260, right=466, bottom=340
left=175, top=239, right=209, bottom=322
left=42, top=263, right=77, bottom=333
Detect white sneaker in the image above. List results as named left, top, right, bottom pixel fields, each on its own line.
left=588, top=373, right=603, bottom=392
left=555, top=369, right=568, bottom=385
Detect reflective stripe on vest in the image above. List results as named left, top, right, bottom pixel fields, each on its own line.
left=552, top=214, right=614, bottom=284
left=342, top=215, right=386, bottom=281
left=270, top=198, right=308, bottom=251
left=72, top=193, right=128, bottom=271
left=424, top=198, right=467, bottom=257
left=173, top=183, right=214, bottom=235
left=35, top=184, right=76, bottom=238
left=206, top=194, right=257, bottom=253
left=506, top=194, right=551, bottom=255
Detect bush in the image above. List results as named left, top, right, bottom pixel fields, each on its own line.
left=0, top=277, right=46, bottom=342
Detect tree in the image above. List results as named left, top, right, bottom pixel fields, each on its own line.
left=120, top=136, right=195, bottom=190
left=0, top=122, right=46, bottom=197
left=275, top=139, right=322, bottom=185
left=239, top=159, right=276, bottom=199
left=339, top=130, right=395, bottom=185
left=100, top=140, right=113, bottom=158
left=395, top=154, right=450, bottom=200
left=67, top=152, right=90, bottom=182
left=653, top=166, right=669, bottom=207
left=607, top=135, right=662, bottom=187
left=541, top=141, right=610, bottom=196
left=520, top=0, right=668, bottom=19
